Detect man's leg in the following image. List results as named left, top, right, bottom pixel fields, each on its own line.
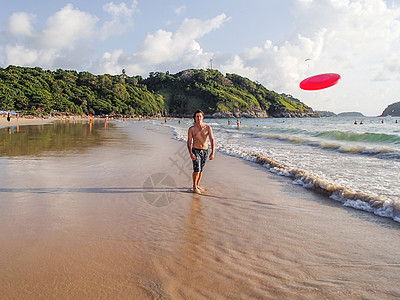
left=196, top=149, right=207, bottom=190
left=196, top=172, right=203, bottom=189
left=192, top=172, right=201, bottom=193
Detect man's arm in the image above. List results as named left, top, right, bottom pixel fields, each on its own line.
left=187, top=127, right=196, bottom=160
left=208, top=126, right=215, bottom=160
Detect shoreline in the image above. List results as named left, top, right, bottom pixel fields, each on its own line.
left=0, top=114, right=177, bottom=129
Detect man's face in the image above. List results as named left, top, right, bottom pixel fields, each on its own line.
left=195, top=113, right=203, bottom=124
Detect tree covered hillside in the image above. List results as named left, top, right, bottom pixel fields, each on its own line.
left=0, top=66, right=163, bottom=116
left=0, top=66, right=315, bottom=117
left=144, top=69, right=315, bottom=117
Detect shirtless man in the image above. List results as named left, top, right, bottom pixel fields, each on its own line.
left=187, top=110, right=215, bottom=193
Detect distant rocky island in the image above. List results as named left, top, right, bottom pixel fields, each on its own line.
left=337, top=112, right=365, bottom=117
left=315, top=111, right=337, bottom=117
left=381, top=101, right=400, bottom=117
left=315, top=111, right=365, bottom=117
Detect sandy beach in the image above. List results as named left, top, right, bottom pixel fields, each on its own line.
left=0, top=120, right=400, bottom=299
left=0, top=115, right=113, bottom=129
left=0, top=116, right=55, bottom=128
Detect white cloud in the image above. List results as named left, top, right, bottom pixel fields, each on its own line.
left=6, top=12, right=36, bottom=37
left=219, top=55, right=258, bottom=80
left=100, top=0, right=137, bottom=40
left=103, top=1, right=136, bottom=17
left=2, top=4, right=99, bottom=68
left=176, top=14, right=230, bottom=41
left=1, top=2, right=137, bottom=70
left=40, top=4, right=98, bottom=49
left=94, top=13, right=229, bottom=75
left=4, top=45, right=38, bottom=65
left=137, top=13, right=229, bottom=65
left=97, top=50, right=125, bottom=74
left=175, top=5, right=186, bottom=16
left=138, top=29, right=174, bottom=64
left=92, top=49, right=147, bottom=76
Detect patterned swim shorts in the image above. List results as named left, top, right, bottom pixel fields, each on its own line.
left=192, top=148, right=208, bottom=172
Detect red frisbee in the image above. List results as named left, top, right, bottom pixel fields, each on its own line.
left=299, top=73, right=341, bottom=90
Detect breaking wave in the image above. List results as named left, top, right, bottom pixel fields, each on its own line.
left=316, top=131, right=400, bottom=144
left=250, top=152, right=400, bottom=223
left=220, top=129, right=400, bottom=161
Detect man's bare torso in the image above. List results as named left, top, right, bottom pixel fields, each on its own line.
left=189, top=124, right=211, bottom=149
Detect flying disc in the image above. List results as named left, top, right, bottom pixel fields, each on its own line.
left=299, top=73, right=341, bottom=90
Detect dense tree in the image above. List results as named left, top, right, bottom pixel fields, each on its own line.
left=0, top=66, right=164, bottom=116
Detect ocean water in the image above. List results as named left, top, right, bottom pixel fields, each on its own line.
left=151, top=116, right=400, bottom=223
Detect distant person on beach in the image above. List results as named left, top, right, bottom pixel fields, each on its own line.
left=7, top=112, right=11, bottom=123
left=187, top=110, right=215, bottom=194
left=237, top=119, right=241, bottom=128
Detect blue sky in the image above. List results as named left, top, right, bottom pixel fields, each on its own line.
left=1, top=0, right=400, bottom=116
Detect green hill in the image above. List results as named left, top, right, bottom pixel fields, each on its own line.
left=143, top=69, right=316, bottom=117
left=0, top=66, right=316, bottom=118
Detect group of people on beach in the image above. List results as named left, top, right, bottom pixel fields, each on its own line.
left=1, top=112, right=21, bottom=123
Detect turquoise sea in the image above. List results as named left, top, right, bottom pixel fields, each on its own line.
left=152, top=116, right=400, bottom=223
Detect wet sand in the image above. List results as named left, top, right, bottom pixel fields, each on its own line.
left=0, top=121, right=400, bottom=299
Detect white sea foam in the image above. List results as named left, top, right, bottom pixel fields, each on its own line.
left=251, top=152, right=400, bottom=222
